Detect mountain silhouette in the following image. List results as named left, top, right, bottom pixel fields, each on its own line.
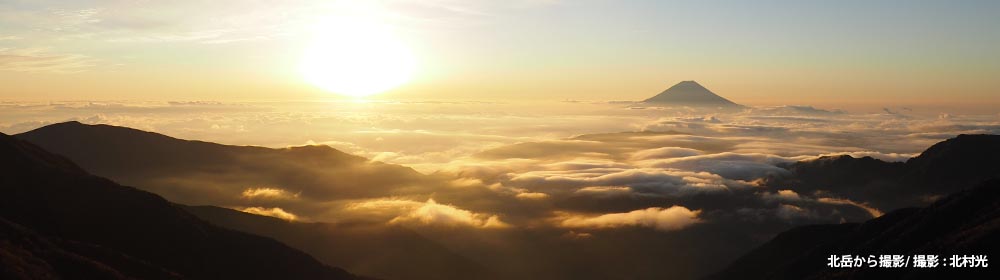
left=16, top=121, right=428, bottom=207
left=642, top=81, right=742, bottom=107
left=901, top=134, right=1000, bottom=192
left=707, top=178, right=1000, bottom=280
left=0, top=132, right=362, bottom=280
left=771, top=134, right=1000, bottom=210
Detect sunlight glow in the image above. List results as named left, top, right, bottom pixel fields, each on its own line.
left=299, top=14, right=415, bottom=98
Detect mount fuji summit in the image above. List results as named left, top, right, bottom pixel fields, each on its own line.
left=643, top=81, right=743, bottom=108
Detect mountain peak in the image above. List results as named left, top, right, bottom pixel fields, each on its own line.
left=902, top=134, right=1000, bottom=188
left=642, top=80, right=742, bottom=107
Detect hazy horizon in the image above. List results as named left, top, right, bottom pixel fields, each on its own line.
left=4, top=98, right=997, bottom=174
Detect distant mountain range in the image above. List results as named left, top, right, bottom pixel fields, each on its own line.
left=642, top=81, right=743, bottom=108
left=771, top=134, right=1000, bottom=210
left=0, top=132, right=362, bottom=280
left=15, top=121, right=428, bottom=207
left=708, top=178, right=999, bottom=280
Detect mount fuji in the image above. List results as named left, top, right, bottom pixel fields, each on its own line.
left=643, top=81, right=743, bottom=108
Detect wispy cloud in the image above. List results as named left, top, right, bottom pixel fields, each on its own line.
left=558, top=206, right=701, bottom=231
left=239, top=206, right=299, bottom=221
left=816, top=197, right=884, bottom=218
left=0, top=48, right=97, bottom=73
left=241, top=187, right=300, bottom=201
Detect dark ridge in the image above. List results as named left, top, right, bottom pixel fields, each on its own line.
left=903, top=134, right=1000, bottom=191
left=15, top=121, right=427, bottom=208
left=771, top=134, right=1000, bottom=210
left=15, top=121, right=366, bottom=177
left=779, top=155, right=906, bottom=187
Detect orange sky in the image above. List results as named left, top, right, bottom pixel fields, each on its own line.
left=1, top=0, right=998, bottom=112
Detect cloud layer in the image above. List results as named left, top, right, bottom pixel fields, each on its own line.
left=5, top=100, right=998, bottom=279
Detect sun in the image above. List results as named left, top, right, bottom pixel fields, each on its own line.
left=299, top=16, right=416, bottom=98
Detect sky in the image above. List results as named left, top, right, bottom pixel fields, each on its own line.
left=1, top=0, right=999, bottom=110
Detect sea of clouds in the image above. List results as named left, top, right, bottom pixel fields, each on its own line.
left=4, top=100, right=998, bottom=226
left=5, top=99, right=999, bottom=277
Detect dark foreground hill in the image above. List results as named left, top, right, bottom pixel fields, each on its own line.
left=0, top=132, right=361, bottom=280
left=708, top=179, right=1000, bottom=280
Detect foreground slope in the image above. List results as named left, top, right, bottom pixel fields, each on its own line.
left=708, top=179, right=1000, bottom=280
left=0, top=132, right=360, bottom=280
left=0, top=216, right=184, bottom=280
